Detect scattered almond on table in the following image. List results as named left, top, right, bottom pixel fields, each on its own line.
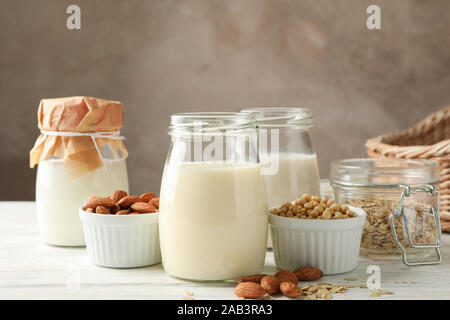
left=274, top=270, right=298, bottom=285
left=82, top=190, right=159, bottom=215
left=234, top=266, right=324, bottom=299
left=236, top=274, right=267, bottom=284
left=294, top=266, right=324, bottom=281
left=260, top=275, right=280, bottom=294
left=270, top=194, right=357, bottom=220
left=280, top=282, right=302, bottom=298
left=234, top=282, right=267, bottom=299
left=233, top=266, right=394, bottom=300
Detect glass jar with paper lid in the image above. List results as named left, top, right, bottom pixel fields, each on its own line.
left=30, top=97, right=129, bottom=246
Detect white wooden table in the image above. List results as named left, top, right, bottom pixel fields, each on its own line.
left=1, top=201, right=450, bottom=300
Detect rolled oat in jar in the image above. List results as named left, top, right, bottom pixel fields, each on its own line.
left=329, top=158, right=441, bottom=265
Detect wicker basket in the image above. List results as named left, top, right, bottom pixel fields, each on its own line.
left=366, top=106, right=450, bottom=231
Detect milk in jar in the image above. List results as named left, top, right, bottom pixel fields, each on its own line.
left=261, top=152, right=320, bottom=207
left=160, top=162, right=267, bottom=280
left=36, top=159, right=128, bottom=246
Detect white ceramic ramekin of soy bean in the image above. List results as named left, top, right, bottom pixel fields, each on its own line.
left=269, top=206, right=366, bottom=275
left=79, top=209, right=161, bottom=268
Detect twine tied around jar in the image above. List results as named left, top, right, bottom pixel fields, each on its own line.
left=39, top=130, right=125, bottom=165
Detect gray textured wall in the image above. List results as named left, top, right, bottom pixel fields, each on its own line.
left=1, top=0, right=449, bottom=200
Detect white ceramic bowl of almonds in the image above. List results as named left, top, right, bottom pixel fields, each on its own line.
left=269, top=195, right=366, bottom=275
left=79, top=191, right=162, bottom=268
left=80, top=209, right=162, bottom=268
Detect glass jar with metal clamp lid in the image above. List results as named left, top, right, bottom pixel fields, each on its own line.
left=329, top=158, right=441, bottom=266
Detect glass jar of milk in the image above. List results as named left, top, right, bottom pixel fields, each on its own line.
left=30, top=96, right=129, bottom=246
left=241, top=108, right=320, bottom=208
left=159, top=112, right=268, bottom=281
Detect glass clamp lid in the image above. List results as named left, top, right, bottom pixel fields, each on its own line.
left=390, top=184, right=441, bottom=266
left=330, top=158, right=442, bottom=266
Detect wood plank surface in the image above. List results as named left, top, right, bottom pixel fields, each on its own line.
left=1, top=202, right=449, bottom=300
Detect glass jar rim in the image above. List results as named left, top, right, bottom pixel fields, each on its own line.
left=240, top=107, right=313, bottom=128
left=330, top=158, right=440, bottom=187
left=168, top=112, right=257, bottom=136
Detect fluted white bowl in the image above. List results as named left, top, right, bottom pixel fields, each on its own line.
left=79, top=209, right=161, bottom=268
left=269, top=206, right=366, bottom=275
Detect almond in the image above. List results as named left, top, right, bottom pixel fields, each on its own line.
left=86, top=208, right=94, bottom=213
left=260, top=275, right=280, bottom=294
left=131, top=202, right=157, bottom=213
left=236, top=274, right=266, bottom=284
left=83, top=197, right=116, bottom=210
left=96, top=206, right=110, bottom=214
left=116, top=209, right=130, bottom=215
left=117, top=196, right=141, bottom=208
left=275, top=270, right=298, bottom=284
left=234, top=282, right=266, bottom=299
left=140, top=192, right=157, bottom=202
left=280, top=282, right=302, bottom=298
left=88, top=195, right=99, bottom=202
left=294, top=266, right=324, bottom=281
left=110, top=204, right=121, bottom=214
left=112, top=190, right=128, bottom=203
left=149, top=197, right=159, bottom=209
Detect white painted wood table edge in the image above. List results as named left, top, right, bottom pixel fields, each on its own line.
left=1, top=202, right=450, bottom=300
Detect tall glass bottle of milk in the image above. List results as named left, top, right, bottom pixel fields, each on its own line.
left=30, top=97, right=129, bottom=246
left=159, top=112, right=268, bottom=281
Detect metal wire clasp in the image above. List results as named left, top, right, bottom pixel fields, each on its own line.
left=389, top=184, right=441, bottom=266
